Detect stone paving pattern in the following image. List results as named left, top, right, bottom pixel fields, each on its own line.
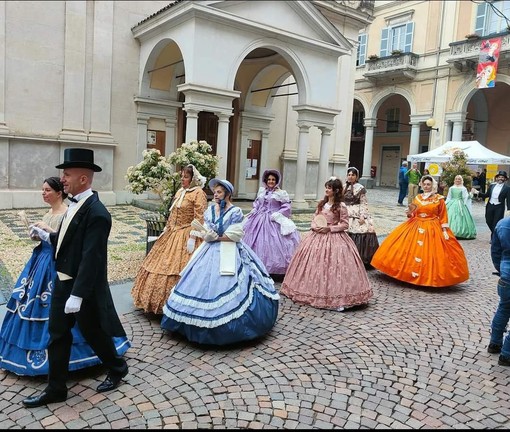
left=1, top=188, right=509, bottom=429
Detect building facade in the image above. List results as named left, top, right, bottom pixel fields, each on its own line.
left=0, top=0, right=373, bottom=209
left=353, top=0, right=510, bottom=188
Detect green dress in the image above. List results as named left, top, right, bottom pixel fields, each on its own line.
left=445, top=186, right=476, bottom=239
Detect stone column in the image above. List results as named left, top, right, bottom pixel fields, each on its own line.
left=360, top=118, right=377, bottom=188
left=184, top=108, right=199, bottom=143
left=136, top=116, right=149, bottom=162
left=317, top=127, right=332, bottom=200
left=260, top=131, right=270, bottom=178
left=59, top=0, right=87, bottom=141
left=294, top=123, right=311, bottom=207
left=165, top=118, right=177, bottom=156
left=89, top=1, right=114, bottom=142
left=236, top=130, right=250, bottom=198
left=0, top=1, right=8, bottom=133
left=216, top=113, right=231, bottom=178
left=451, top=121, right=463, bottom=142
left=409, top=122, right=421, bottom=156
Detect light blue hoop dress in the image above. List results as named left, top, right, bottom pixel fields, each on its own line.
left=161, top=204, right=279, bottom=345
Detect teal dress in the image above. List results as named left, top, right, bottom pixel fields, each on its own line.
left=445, top=186, right=476, bottom=239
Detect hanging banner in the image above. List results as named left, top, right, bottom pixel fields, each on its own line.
left=476, top=37, right=501, bottom=89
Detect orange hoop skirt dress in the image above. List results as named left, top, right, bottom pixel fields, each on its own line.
left=370, top=193, right=469, bottom=288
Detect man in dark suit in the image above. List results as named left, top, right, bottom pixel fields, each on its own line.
left=23, top=148, right=129, bottom=408
left=475, top=170, right=510, bottom=237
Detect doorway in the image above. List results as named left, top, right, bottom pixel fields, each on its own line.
left=380, top=146, right=401, bottom=187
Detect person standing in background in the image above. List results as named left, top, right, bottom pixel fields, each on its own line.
left=23, top=149, right=129, bottom=408
left=479, top=168, right=487, bottom=194
left=473, top=170, right=510, bottom=238
left=397, top=161, right=409, bottom=206
left=405, top=162, right=422, bottom=204
left=343, top=167, right=379, bottom=267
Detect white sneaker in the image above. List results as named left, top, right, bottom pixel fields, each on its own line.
left=336, top=307, right=345, bottom=312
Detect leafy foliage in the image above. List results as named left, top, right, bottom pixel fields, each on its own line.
left=440, top=150, right=476, bottom=189
left=126, top=140, right=219, bottom=217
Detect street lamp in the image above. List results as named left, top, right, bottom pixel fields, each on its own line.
left=426, top=118, right=439, bottom=132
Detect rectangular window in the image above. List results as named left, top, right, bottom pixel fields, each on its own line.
left=476, top=0, right=510, bottom=36
left=357, top=33, right=367, bottom=66
left=380, top=22, right=414, bottom=56
left=386, top=108, right=400, bottom=133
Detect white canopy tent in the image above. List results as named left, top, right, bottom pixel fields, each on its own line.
left=408, top=140, right=510, bottom=165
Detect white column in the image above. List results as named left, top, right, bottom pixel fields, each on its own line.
left=236, top=130, right=250, bottom=198
left=361, top=118, right=377, bottom=180
left=184, top=108, right=199, bottom=143
left=452, top=121, right=463, bottom=141
left=317, top=127, right=332, bottom=200
left=165, top=118, right=177, bottom=156
left=89, top=0, right=114, bottom=142
left=294, top=124, right=311, bottom=206
left=260, top=131, right=270, bottom=177
left=59, top=0, right=87, bottom=140
left=409, top=122, right=421, bottom=156
left=216, top=113, right=231, bottom=178
left=136, top=116, right=149, bottom=162
left=0, top=1, right=8, bottom=132
left=445, top=121, right=453, bottom=141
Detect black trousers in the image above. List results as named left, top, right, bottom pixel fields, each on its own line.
left=47, top=279, right=127, bottom=395
left=486, top=203, right=505, bottom=235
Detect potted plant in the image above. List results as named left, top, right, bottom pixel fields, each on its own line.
left=391, top=49, right=403, bottom=56
left=465, top=33, right=480, bottom=40
left=367, top=54, right=379, bottom=61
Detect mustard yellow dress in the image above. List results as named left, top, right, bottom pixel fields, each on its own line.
left=371, top=193, right=469, bottom=287
left=131, top=187, right=208, bottom=314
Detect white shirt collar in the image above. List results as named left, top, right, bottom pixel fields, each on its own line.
left=68, top=188, right=93, bottom=209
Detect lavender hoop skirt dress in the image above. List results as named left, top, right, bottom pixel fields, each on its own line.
left=0, top=241, right=130, bottom=376
left=161, top=206, right=279, bottom=345
left=243, top=187, right=300, bottom=275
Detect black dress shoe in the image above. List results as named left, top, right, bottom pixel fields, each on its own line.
left=97, top=368, right=128, bottom=393
left=22, top=390, right=67, bottom=408
left=488, top=343, right=502, bottom=354
left=499, top=354, right=510, bottom=366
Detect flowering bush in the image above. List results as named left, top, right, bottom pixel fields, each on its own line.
left=126, top=140, right=219, bottom=217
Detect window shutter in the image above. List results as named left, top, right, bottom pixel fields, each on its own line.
left=380, top=28, right=389, bottom=57
left=404, top=22, right=414, bottom=53
left=475, top=2, right=488, bottom=35
left=357, top=33, right=367, bottom=66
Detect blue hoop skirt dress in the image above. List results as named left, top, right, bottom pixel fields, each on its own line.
left=0, top=212, right=130, bottom=376
left=161, top=205, right=279, bottom=345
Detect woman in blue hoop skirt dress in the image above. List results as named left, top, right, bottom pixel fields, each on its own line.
left=161, top=178, right=279, bottom=345
left=0, top=177, right=130, bottom=376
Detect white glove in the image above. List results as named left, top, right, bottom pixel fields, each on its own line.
left=443, top=230, right=449, bottom=240
left=64, top=295, right=83, bottom=314
left=186, top=237, right=196, bottom=253
left=203, top=230, right=219, bottom=242
left=29, top=225, right=50, bottom=242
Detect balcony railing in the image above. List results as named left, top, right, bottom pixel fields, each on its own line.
left=362, top=53, right=419, bottom=84
left=448, top=32, right=510, bottom=72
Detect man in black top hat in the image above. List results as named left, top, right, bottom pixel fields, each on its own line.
left=474, top=170, right=510, bottom=238
left=23, top=148, right=129, bottom=408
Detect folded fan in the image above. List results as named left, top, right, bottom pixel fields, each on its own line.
left=191, top=219, right=207, bottom=233
left=18, top=210, right=30, bottom=230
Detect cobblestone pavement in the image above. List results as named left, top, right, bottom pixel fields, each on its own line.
left=1, top=188, right=510, bottom=429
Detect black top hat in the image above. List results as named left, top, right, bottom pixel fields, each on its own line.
left=496, top=170, right=508, bottom=178
left=55, top=148, right=102, bottom=172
